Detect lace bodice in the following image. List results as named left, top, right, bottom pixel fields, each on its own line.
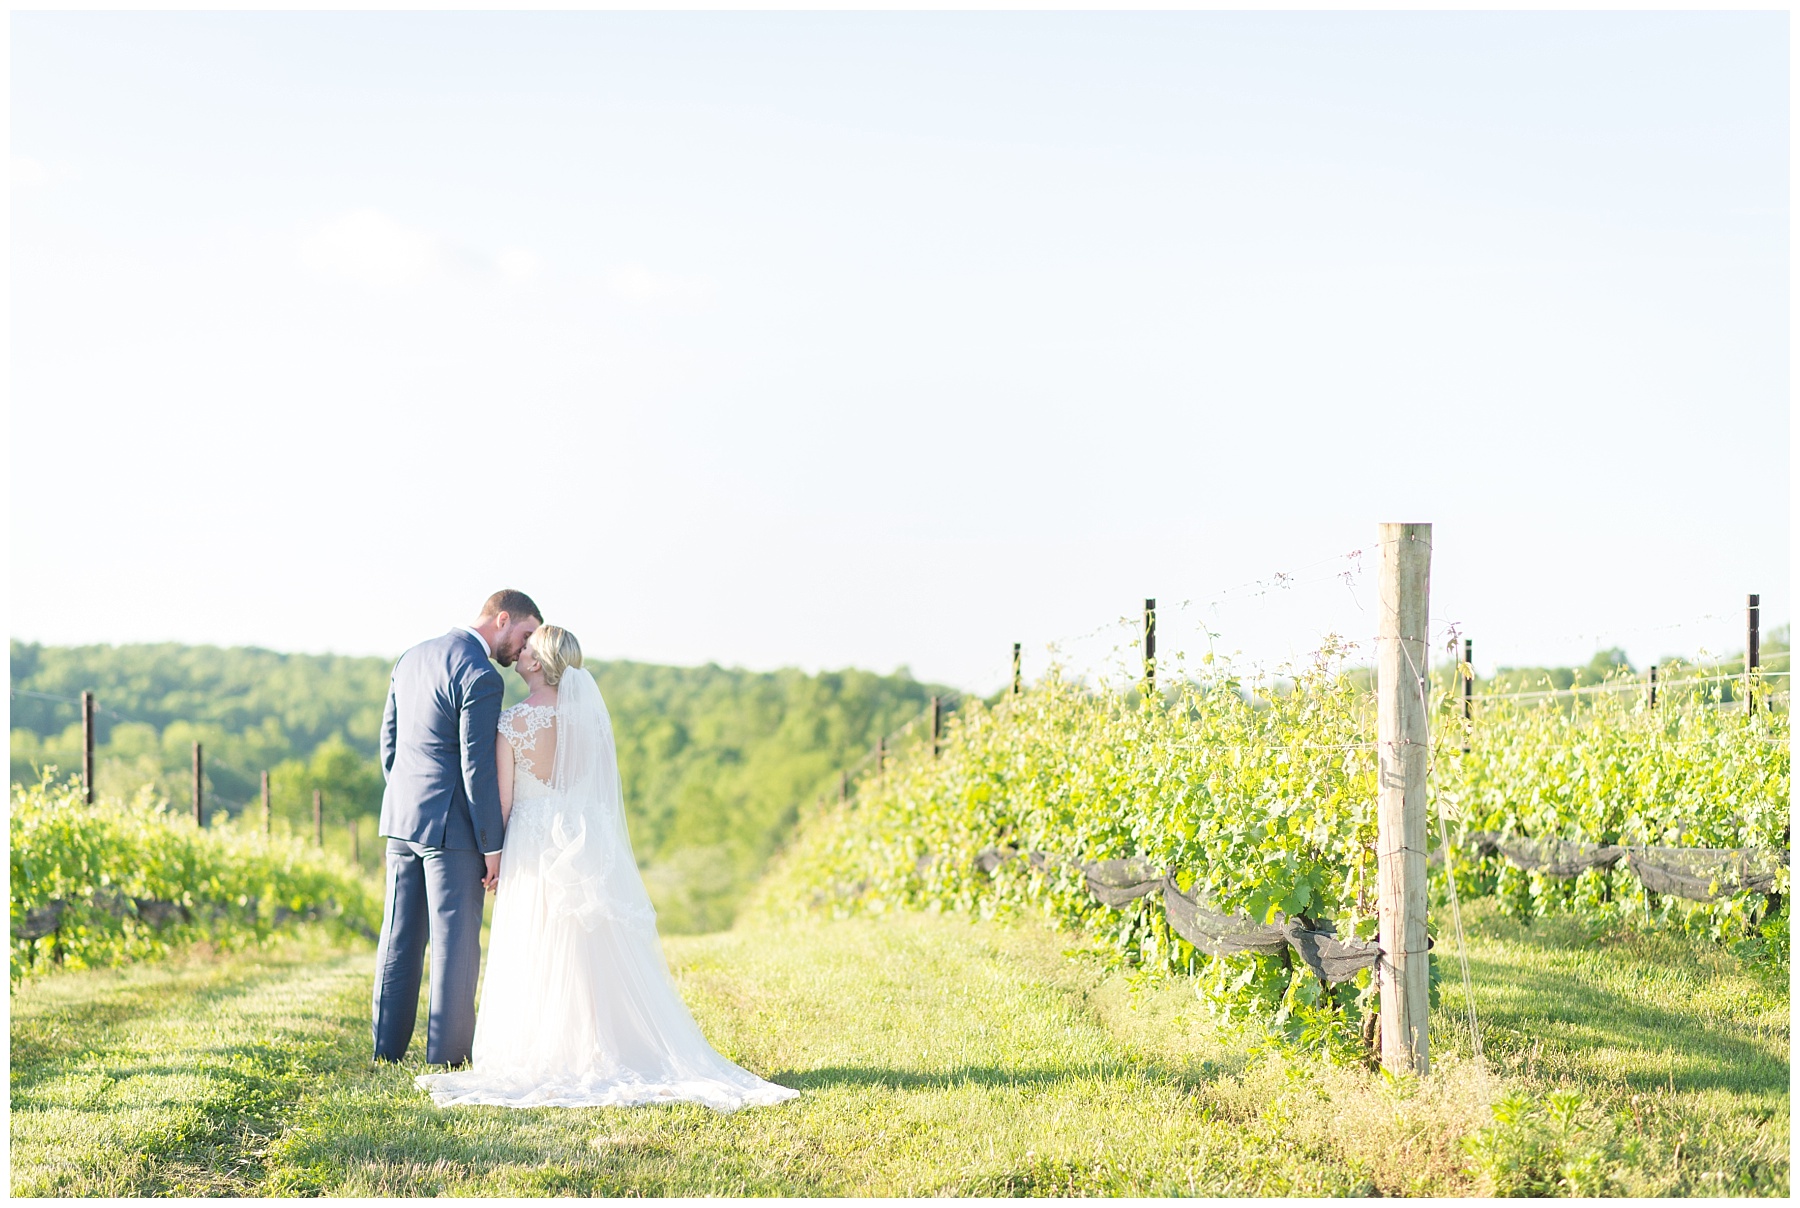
left=499, top=701, right=558, bottom=801
left=492, top=691, right=656, bottom=930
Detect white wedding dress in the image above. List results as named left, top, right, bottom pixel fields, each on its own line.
left=414, top=667, right=798, bottom=1111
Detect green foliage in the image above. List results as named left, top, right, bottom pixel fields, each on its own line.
left=11, top=640, right=391, bottom=810
left=10, top=773, right=379, bottom=982
left=597, top=660, right=944, bottom=931
left=775, top=643, right=1382, bottom=1047
left=268, top=736, right=386, bottom=832
left=1740, top=897, right=1790, bottom=971
left=775, top=643, right=1790, bottom=1052
left=11, top=641, right=947, bottom=934
left=1462, top=1090, right=1622, bottom=1196
left=1436, top=670, right=1789, bottom=949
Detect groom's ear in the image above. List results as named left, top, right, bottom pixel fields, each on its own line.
left=492, top=610, right=511, bottom=630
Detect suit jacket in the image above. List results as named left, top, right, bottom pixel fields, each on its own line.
left=378, top=629, right=505, bottom=853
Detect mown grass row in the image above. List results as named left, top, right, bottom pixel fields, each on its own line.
left=11, top=774, right=381, bottom=982
left=9, top=899, right=1787, bottom=1196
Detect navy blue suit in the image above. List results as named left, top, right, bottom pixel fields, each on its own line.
left=371, top=629, right=506, bottom=1065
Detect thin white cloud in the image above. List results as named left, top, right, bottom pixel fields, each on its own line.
left=494, top=247, right=543, bottom=281
left=606, top=266, right=717, bottom=307
left=297, top=210, right=543, bottom=289
left=298, top=210, right=444, bottom=289
left=12, top=157, right=73, bottom=188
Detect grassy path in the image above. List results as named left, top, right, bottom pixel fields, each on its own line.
left=10, top=932, right=371, bottom=1196
left=9, top=901, right=1789, bottom=1196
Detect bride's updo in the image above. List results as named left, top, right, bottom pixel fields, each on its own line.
left=528, top=625, right=583, bottom=687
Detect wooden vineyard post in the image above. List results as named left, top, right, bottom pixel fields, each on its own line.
left=1747, top=593, right=1760, bottom=714
left=875, top=736, right=885, bottom=776
left=262, top=771, right=272, bottom=836
left=1649, top=664, right=1658, bottom=710
left=1012, top=643, right=1022, bottom=696
left=930, top=695, right=943, bottom=759
left=193, top=743, right=204, bottom=827
left=1143, top=598, right=1157, bottom=697
left=314, top=789, right=324, bottom=848
left=81, top=691, right=95, bottom=805
left=1377, top=521, right=1431, bottom=1076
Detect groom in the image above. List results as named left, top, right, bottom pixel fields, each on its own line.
left=372, top=589, right=541, bottom=1066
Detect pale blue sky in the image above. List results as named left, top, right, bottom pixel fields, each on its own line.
left=10, top=11, right=1789, bottom=690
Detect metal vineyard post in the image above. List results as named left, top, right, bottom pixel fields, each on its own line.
left=81, top=691, right=95, bottom=805
left=1747, top=593, right=1760, bottom=714
left=1144, top=598, right=1157, bottom=695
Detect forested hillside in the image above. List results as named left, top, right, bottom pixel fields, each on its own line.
left=10, top=641, right=948, bottom=931
left=11, top=642, right=388, bottom=813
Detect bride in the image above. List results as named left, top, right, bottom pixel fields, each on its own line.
left=415, top=625, right=798, bottom=1111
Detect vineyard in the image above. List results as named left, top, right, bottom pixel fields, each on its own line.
left=10, top=773, right=380, bottom=983
left=771, top=640, right=1789, bottom=1059
left=7, top=545, right=1791, bottom=1197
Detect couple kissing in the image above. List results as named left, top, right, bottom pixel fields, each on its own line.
left=371, top=589, right=796, bottom=1111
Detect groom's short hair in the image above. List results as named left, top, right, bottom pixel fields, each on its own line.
left=479, top=589, right=543, bottom=624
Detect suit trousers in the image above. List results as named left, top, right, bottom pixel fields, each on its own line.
left=372, top=839, right=487, bottom=1065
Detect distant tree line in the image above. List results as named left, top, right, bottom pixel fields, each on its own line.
left=1330, top=626, right=1790, bottom=701
left=10, top=640, right=948, bottom=932
left=1445, top=624, right=1788, bottom=698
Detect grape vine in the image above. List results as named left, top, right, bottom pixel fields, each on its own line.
left=772, top=646, right=1789, bottom=1050
left=11, top=772, right=381, bottom=982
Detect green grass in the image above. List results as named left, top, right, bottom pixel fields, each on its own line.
left=1430, top=904, right=1789, bottom=1195
left=9, top=931, right=369, bottom=1195
left=9, top=900, right=1788, bottom=1196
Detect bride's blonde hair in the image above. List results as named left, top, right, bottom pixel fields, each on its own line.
left=528, top=625, right=583, bottom=687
